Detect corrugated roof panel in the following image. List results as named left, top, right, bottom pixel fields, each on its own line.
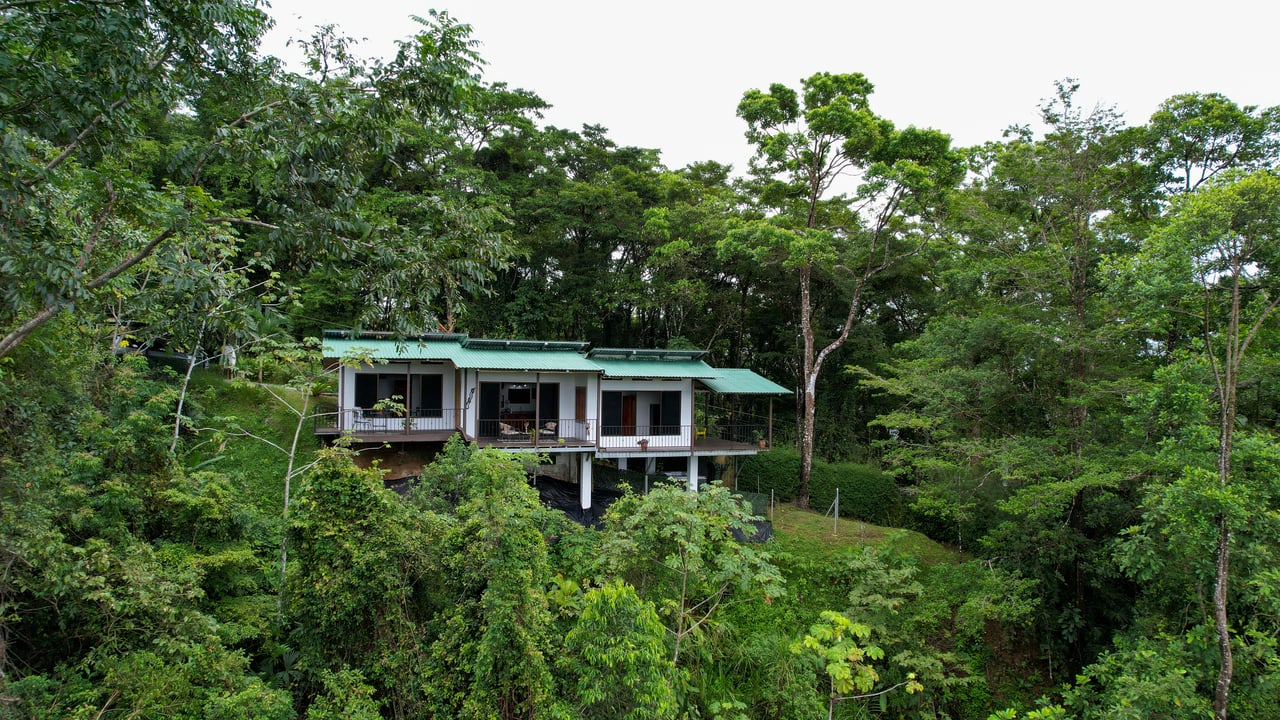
left=593, top=358, right=718, bottom=379
left=701, top=368, right=791, bottom=395
left=322, top=338, right=461, bottom=362
left=464, top=338, right=589, bottom=352
left=321, top=334, right=786, bottom=385
left=451, top=347, right=601, bottom=372
left=588, top=347, right=706, bottom=361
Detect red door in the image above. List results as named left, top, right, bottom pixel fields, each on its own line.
left=622, top=395, right=636, bottom=436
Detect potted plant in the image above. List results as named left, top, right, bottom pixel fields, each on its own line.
left=638, top=438, right=649, bottom=451
left=753, top=430, right=767, bottom=449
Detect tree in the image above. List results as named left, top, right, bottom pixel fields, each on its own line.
left=726, top=72, right=961, bottom=507
left=861, top=82, right=1154, bottom=669
left=0, top=347, right=291, bottom=718
left=790, top=610, right=922, bottom=720
left=1122, top=169, right=1280, bottom=719
left=286, top=445, right=439, bottom=717
left=559, top=581, right=678, bottom=720
left=601, top=482, right=784, bottom=666
left=1144, top=92, right=1280, bottom=194
left=0, top=6, right=517, bottom=360
left=423, top=443, right=559, bottom=720
left=0, top=0, right=278, bottom=357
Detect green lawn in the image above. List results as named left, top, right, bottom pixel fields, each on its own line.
left=768, top=502, right=963, bottom=567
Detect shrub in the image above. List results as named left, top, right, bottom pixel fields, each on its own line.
left=810, top=461, right=901, bottom=526
left=736, top=448, right=801, bottom=500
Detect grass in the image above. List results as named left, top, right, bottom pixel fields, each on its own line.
left=767, top=502, right=963, bottom=567
left=184, top=370, right=321, bottom=519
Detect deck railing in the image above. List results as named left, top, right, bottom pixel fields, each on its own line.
left=713, top=424, right=772, bottom=448
left=314, top=410, right=773, bottom=450
left=478, top=417, right=592, bottom=446
left=316, top=407, right=460, bottom=434
left=599, top=424, right=693, bottom=451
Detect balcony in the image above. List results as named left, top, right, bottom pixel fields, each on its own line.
left=315, top=406, right=461, bottom=442
left=597, top=423, right=770, bottom=456
left=476, top=417, right=595, bottom=450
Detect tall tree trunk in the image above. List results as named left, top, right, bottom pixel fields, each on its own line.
left=798, top=266, right=815, bottom=509
left=170, top=316, right=209, bottom=453
left=795, top=262, right=867, bottom=509
left=278, top=388, right=311, bottom=613
left=1211, top=269, right=1242, bottom=720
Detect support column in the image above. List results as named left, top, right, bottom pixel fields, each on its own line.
left=404, top=362, right=412, bottom=435
left=580, top=454, right=593, bottom=510
left=768, top=397, right=774, bottom=447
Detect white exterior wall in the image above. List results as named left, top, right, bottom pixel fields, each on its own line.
left=598, top=378, right=693, bottom=450
left=458, top=370, right=599, bottom=442
left=339, top=361, right=454, bottom=433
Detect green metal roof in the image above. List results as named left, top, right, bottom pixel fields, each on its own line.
left=321, top=332, right=785, bottom=385
left=588, top=347, right=706, bottom=361
left=700, top=368, right=791, bottom=395
left=322, top=338, right=461, bottom=362
left=323, top=337, right=599, bottom=372
left=451, top=346, right=601, bottom=372
left=464, top=338, right=589, bottom=353
left=592, top=358, right=718, bottom=379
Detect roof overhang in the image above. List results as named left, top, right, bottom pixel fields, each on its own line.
left=699, top=368, right=791, bottom=395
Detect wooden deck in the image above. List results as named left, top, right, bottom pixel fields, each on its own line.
left=316, top=426, right=766, bottom=455
left=315, top=427, right=458, bottom=444
left=473, top=437, right=597, bottom=451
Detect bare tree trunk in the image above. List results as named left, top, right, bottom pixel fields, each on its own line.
left=1212, top=516, right=1232, bottom=720
left=798, top=266, right=816, bottom=509
left=1210, top=260, right=1244, bottom=720
left=170, top=316, right=209, bottom=453
left=795, top=261, right=869, bottom=509
left=278, top=388, right=311, bottom=612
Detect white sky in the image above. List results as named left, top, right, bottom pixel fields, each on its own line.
left=260, top=0, right=1280, bottom=173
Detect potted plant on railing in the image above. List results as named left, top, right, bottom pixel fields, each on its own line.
left=638, top=438, right=649, bottom=451
left=752, top=430, right=767, bottom=449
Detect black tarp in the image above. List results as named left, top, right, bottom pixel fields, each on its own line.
left=386, top=474, right=774, bottom=541
left=531, top=475, right=623, bottom=528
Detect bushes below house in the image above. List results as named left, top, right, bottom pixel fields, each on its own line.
left=737, top=449, right=901, bottom=526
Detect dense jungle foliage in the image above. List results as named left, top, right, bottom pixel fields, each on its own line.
left=3, top=2, right=1280, bottom=718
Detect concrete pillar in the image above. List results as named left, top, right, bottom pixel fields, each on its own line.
left=580, top=454, right=593, bottom=509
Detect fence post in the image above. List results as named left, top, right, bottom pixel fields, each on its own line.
left=833, top=487, right=840, bottom=536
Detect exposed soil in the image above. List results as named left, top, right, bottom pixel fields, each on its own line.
left=351, top=443, right=439, bottom=480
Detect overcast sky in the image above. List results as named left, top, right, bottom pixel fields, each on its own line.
left=260, top=0, right=1280, bottom=173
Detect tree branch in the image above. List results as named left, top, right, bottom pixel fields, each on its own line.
left=189, top=99, right=288, bottom=181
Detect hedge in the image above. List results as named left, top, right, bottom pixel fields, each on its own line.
left=736, top=448, right=801, bottom=500
left=736, top=450, right=901, bottom=525
left=810, top=461, right=901, bottom=526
